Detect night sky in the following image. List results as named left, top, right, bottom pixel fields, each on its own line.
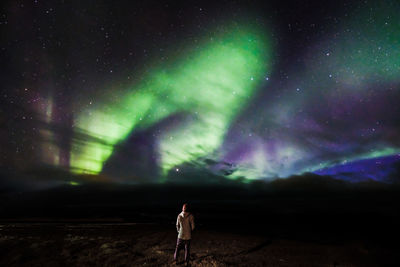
left=1, top=0, right=400, bottom=187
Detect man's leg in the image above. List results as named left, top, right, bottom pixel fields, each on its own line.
left=184, top=239, right=191, bottom=263
left=174, top=238, right=183, bottom=261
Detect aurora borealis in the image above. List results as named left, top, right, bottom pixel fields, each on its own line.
left=1, top=0, right=400, bottom=186
left=70, top=25, right=271, bottom=177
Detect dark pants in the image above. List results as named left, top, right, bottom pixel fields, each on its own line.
left=174, top=238, right=191, bottom=262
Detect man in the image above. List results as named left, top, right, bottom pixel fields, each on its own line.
left=174, top=203, right=195, bottom=265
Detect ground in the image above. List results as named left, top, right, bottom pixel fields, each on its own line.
left=0, top=223, right=397, bottom=267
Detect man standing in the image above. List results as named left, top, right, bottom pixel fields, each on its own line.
left=174, top=203, right=195, bottom=266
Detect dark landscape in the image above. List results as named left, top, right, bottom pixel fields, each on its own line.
left=1, top=175, right=400, bottom=266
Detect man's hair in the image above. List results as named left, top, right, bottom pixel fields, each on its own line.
left=182, top=203, right=189, bottom=212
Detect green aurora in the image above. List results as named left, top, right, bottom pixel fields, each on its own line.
left=70, top=25, right=272, bottom=178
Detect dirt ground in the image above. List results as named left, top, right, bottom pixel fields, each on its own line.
left=0, top=223, right=397, bottom=267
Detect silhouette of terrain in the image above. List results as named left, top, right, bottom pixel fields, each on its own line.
left=1, top=173, right=399, bottom=266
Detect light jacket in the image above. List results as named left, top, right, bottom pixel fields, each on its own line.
left=176, top=211, right=195, bottom=240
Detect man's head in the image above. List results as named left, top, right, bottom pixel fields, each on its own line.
left=182, top=203, right=189, bottom=212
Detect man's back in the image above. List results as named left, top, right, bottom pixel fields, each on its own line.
left=176, top=211, right=195, bottom=240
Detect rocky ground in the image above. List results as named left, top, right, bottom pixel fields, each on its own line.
left=0, top=223, right=397, bottom=267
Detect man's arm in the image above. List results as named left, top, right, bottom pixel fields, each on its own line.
left=190, top=215, right=195, bottom=231
left=176, top=216, right=180, bottom=232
